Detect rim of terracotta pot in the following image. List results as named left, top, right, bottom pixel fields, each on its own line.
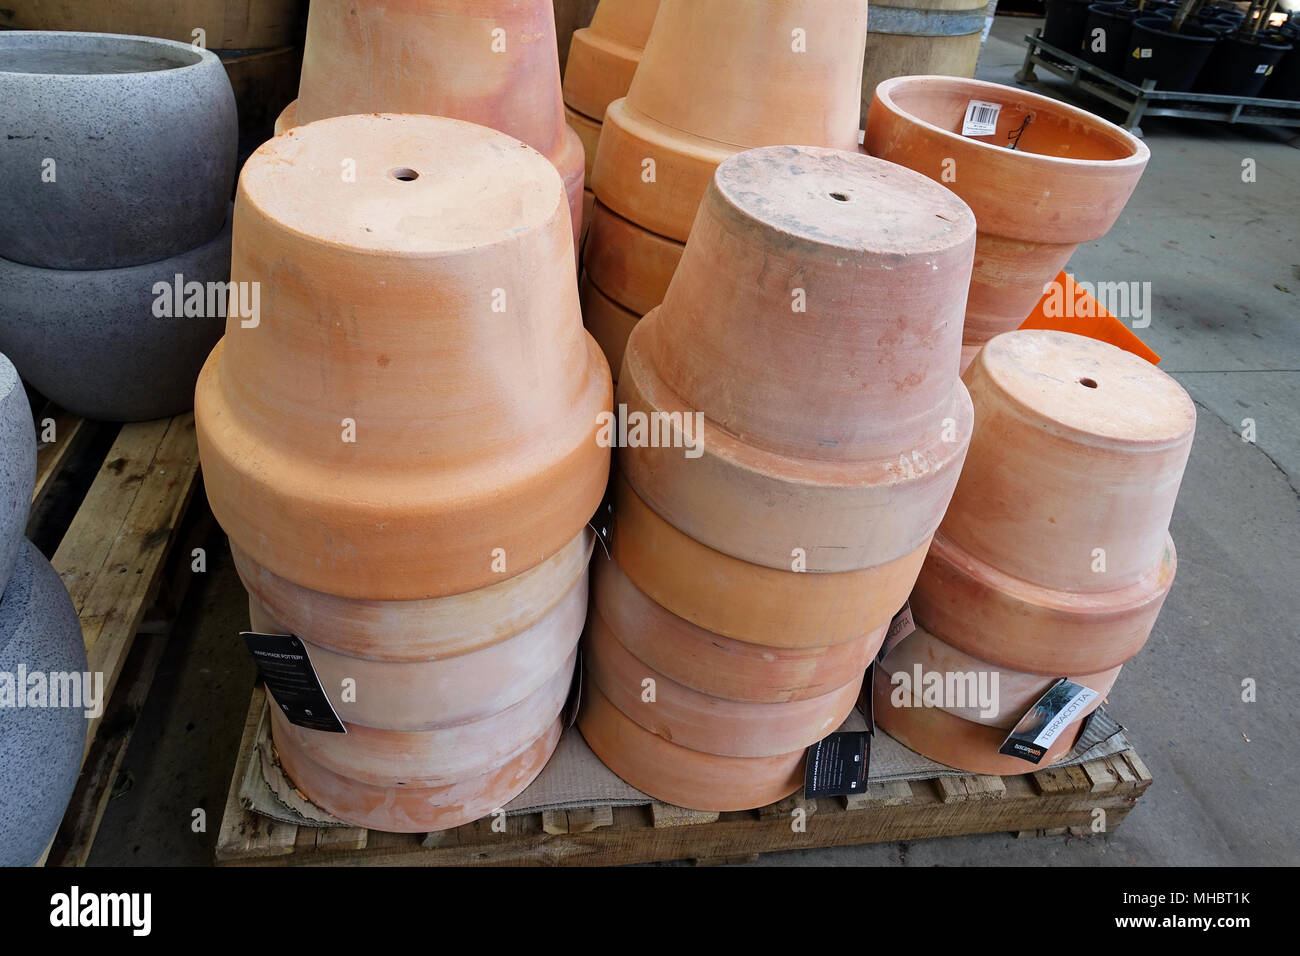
left=0, top=30, right=215, bottom=77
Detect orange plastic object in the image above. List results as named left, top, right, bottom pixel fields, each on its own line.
left=1020, top=271, right=1161, bottom=365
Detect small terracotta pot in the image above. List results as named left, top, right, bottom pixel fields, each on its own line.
left=195, top=114, right=611, bottom=601
left=273, top=713, right=562, bottom=832
left=286, top=0, right=585, bottom=247
left=580, top=272, right=640, bottom=378
left=612, top=473, right=929, bottom=648
left=617, top=146, right=975, bottom=573
left=577, top=678, right=805, bottom=811
left=593, top=554, right=885, bottom=703
left=269, top=648, right=575, bottom=789
left=865, top=76, right=1149, bottom=359
left=565, top=104, right=601, bottom=183
left=563, top=0, right=661, bottom=123
left=879, top=623, right=1121, bottom=730
left=872, top=665, right=1090, bottom=775
left=583, top=201, right=684, bottom=317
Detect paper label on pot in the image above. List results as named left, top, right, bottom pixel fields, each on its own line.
left=998, top=679, right=1098, bottom=763
left=242, top=632, right=346, bottom=734
left=1256, top=64, right=1271, bottom=75
left=961, top=100, right=1002, bottom=137
left=587, top=481, right=615, bottom=558
left=1136, top=48, right=1152, bottom=59
left=804, top=731, right=871, bottom=798
left=876, top=603, right=917, bottom=663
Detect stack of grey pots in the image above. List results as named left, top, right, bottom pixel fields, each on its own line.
left=0, top=351, right=88, bottom=866
left=0, top=31, right=237, bottom=422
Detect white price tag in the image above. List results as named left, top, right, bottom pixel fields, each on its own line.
left=961, top=99, right=1001, bottom=137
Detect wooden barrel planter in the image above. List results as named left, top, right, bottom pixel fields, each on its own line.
left=875, top=329, right=1195, bottom=774
left=583, top=0, right=867, bottom=372
left=579, top=145, right=975, bottom=810
left=195, top=114, right=611, bottom=831
left=865, top=76, right=1149, bottom=371
left=859, top=0, right=989, bottom=126
left=276, top=0, right=586, bottom=253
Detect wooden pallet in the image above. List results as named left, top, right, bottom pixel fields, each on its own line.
left=25, top=400, right=207, bottom=867
left=215, top=686, right=1152, bottom=867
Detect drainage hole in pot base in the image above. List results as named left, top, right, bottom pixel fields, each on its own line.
left=390, top=167, right=420, bottom=182
left=1079, top=377, right=1099, bottom=388
left=830, top=192, right=851, bottom=202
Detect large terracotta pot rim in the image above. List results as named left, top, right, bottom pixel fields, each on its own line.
left=873, top=75, right=1150, bottom=172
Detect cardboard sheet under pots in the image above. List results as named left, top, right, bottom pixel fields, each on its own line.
left=1124, top=19, right=1221, bottom=93
left=0, top=31, right=236, bottom=271
left=0, top=355, right=35, bottom=592
left=195, top=114, right=611, bottom=601
left=283, top=0, right=584, bottom=248
left=865, top=76, right=1148, bottom=364
left=0, top=210, right=232, bottom=422
left=0, top=540, right=88, bottom=865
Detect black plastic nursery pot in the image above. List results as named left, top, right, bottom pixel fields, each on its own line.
left=1082, top=3, right=1139, bottom=75
left=1123, top=18, right=1220, bottom=92
left=1044, top=0, right=1096, bottom=53
left=1265, top=30, right=1300, bottom=100
left=1196, top=31, right=1294, bottom=97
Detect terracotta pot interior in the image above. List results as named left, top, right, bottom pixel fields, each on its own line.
left=0, top=34, right=205, bottom=75
left=887, top=83, right=1141, bottom=162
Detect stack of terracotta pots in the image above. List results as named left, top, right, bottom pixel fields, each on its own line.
left=195, top=114, right=611, bottom=832
left=562, top=0, right=661, bottom=238
left=579, top=145, right=977, bottom=811
left=874, top=330, right=1195, bottom=774
left=865, top=76, right=1150, bottom=372
left=0, top=352, right=88, bottom=866
left=277, top=0, right=585, bottom=253
left=582, top=0, right=868, bottom=376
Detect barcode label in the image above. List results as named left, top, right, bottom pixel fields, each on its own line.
left=1256, top=64, right=1270, bottom=74
left=962, top=100, right=1001, bottom=137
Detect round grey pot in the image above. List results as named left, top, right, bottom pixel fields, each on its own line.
left=0, top=539, right=88, bottom=866
left=0, top=31, right=237, bottom=270
left=0, top=208, right=232, bottom=422
left=0, top=354, right=36, bottom=593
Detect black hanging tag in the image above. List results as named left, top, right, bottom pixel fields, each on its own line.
left=242, top=632, right=346, bottom=734
left=804, top=731, right=871, bottom=798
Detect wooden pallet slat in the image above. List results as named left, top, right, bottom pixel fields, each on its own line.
left=29, top=404, right=89, bottom=514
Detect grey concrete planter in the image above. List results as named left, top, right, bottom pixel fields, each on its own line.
left=0, top=354, right=35, bottom=593
left=0, top=209, right=232, bottom=422
left=0, top=31, right=237, bottom=270
left=0, top=539, right=87, bottom=866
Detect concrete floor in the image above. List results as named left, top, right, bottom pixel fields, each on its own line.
left=89, top=17, right=1299, bottom=866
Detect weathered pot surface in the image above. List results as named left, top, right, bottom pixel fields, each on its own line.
left=0, top=354, right=35, bottom=591
left=0, top=31, right=236, bottom=270
left=562, top=0, right=661, bottom=123
left=865, top=75, right=1149, bottom=349
left=195, top=114, right=610, bottom=601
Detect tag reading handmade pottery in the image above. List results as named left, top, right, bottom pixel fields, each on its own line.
left=242, top=632, right=346, bottom=733
left=804, top=731, right=871, bottom=798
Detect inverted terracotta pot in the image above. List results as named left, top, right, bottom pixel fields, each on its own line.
left=865, top=76, right=1149, bottom=353
left=248, top=571, right=585, bottom=731
left=273, top=713, right=562, bottom=833
left=580, top=272, right=640, bottom=379
left=566, top=104, right=601, bottom=183
left=913, top=529, right=1176, bottom=676
left=577, top=678, right=804, bottom=812
left=583, top=201, right=683, bottom=317
left=586, top=606, right=859, bottom=757
left=287, top=0, right=585, bottom=246
left=562, top=0, right=661, bottom=122
left=879, top=623, right=1121, bottom=730
left=593, top=554, right=885, bottom=703
left=195, top=114, right=611, bottom=601
left=872, top=663, right=1092, bottom=775
left=270, top=649, right=574, bottom=789
left=232, top=531, right=591, bottom=662
left=943, top=331, right=1194, bottom=595
left=612, top=473, right=928, bottom=648
left=618, top=147, right=976, bottom=572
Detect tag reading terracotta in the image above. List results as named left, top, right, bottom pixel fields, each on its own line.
left=998, top=679, right=1098, bottom=763
left=877, top=602, right=917, bottom=662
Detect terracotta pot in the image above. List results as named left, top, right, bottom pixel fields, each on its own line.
left=879, top=623, right=1121, bottom=730
left=872, top=665, right=1090, bottom=775
left=865, top=76, right=1149, bottom=361
left=618, top=147, right=975, bottom=575
left=586, top=601, right=860, bottom=757
left=273, top=712, right=562, bottom=832
left=284, top=0, right=585, bottom=248
left=612, top=473, right=929, bottom=647
left=913, top=329, right=1192, bottom=675
left=566, top=104, right=601, bottom=183
left=195, top=114, right=611, bottom=601
left=563, top=0, right=661, bottom=123
left=580, top=272, right=640, bottom=378
left=593, top=554, right=885, bottom=703
left=577, top=678, right=805, bottom=811
left=247, top=569, right=584, bottom=731
left=269, top=648, right=575, bottom=789
left=583, top=201, right=684, bottom=318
